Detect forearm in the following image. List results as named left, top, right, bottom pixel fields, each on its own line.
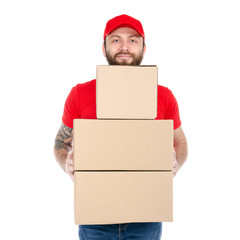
left=174, top=142, right=188, bottom=170
left=54, top=123, right=73, bottom=172
left=54, top=142, right=70, bottom=173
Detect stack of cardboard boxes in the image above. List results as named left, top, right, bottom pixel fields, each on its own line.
left=73, top=65, right=173, bottom=225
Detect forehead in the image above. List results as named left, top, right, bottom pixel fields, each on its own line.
left=107, top=27, right=141, bottom=38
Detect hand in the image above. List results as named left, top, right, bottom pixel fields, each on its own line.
left=173, top=149, right=178, bottom=177
left=65, top=149, right=74, bottom=181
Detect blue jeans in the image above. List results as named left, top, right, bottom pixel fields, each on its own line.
left=78, top=222, right=162, bottom=240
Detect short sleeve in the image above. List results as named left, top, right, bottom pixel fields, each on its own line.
left=166, top=90, right=181, bottom=130
left=62, top=86, right=80, bottom=128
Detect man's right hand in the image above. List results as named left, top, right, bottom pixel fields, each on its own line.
left=66, top=149, right=74, bottom=181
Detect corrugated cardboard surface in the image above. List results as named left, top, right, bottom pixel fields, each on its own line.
left=73, top=119, right=173, bottom=171
left=74, top=171, right=173, bottom=225
left=96, top=65, right=158, bottom=119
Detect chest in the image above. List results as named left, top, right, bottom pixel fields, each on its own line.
left=80, top=100, right=166, bottom=120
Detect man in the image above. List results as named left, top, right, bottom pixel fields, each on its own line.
left=54, top=14, right=188, bottom=240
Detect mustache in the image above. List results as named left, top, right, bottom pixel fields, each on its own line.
left=115, top=52, right=134, bottom=57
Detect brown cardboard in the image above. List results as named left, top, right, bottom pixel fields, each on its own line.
left=74, top=171, right=172, bottom=225
left=96, top=65, right=158, bottom=119
left=73, top=119, right=173, bottom=171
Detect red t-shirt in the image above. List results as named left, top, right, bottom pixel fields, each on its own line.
left=62, top=79, right=181, bottom=130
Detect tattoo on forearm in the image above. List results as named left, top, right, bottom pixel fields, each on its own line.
left=54, top=123, right=73, bottom=151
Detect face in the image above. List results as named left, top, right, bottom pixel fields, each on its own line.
left=103, top=27, right=146, bottom=66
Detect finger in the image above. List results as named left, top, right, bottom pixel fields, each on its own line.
left=67, top=149, right=73, bottom=157
left=67, top=152, right=74, bottom=164
left=69, top=172, right=74, bottom=181
left=66, top=156, right=73, bottom=165
left=173, top=160, right=177, bottom=168
left=66, top=164, right=74, bottom=173
left=69, top=150, right=74, bottom=158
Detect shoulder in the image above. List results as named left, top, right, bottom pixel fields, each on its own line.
left=157, top=85, right=179, bottom=111
left=68, top=79, right=96, bottom=99
left=65, top=79, right=96, bottom=106
left=157, top=85, right=176, bottom=101
left=74, top=79, right=96, bottom=92
left=158, top=85, right=173, bottom=94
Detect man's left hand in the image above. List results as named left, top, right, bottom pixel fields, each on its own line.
left=173, top=150, right=178, bottom=177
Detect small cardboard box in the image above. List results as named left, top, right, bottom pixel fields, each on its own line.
left=73, top=119, right=173, bottom=171
left=96, top=65, right=158, bottom=119
left=74, top=171, right=173, bottom=225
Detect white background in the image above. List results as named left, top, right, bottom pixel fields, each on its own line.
left=0, top=0, right=240, bottom=239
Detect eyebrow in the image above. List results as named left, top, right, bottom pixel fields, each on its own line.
left=129, top=34, right=141, bottom=38
left=109, top=35, right=121, bottom=39
left=109, top=34, right=141, bottom=39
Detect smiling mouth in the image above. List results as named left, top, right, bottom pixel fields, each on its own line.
left=116, top=54, right=133, bottom=59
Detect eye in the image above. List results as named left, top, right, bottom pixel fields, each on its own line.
left=113, top=39, right=120, bottom=43
left=130, top=39, right=137, bottom=43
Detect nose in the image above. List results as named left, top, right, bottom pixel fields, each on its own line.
left=120, top=40, right=129, bottom=52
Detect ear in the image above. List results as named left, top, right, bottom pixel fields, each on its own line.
left=102, top=43, right=106, bottom=57
left=143, top=44, right=146, bottom=58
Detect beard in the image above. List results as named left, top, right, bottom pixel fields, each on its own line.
left=105, top=50, right=144, bottom=66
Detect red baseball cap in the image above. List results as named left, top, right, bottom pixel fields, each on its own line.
left=103, top=14, right=145, bottom=40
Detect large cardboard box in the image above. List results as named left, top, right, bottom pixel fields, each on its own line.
left=74, top=171, right=173, bottom=225
left=73, top=119, right=173, bottom=225
left=73, top=119, right=173, bottom=171
left=96, top=65, right=158, bottom=119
